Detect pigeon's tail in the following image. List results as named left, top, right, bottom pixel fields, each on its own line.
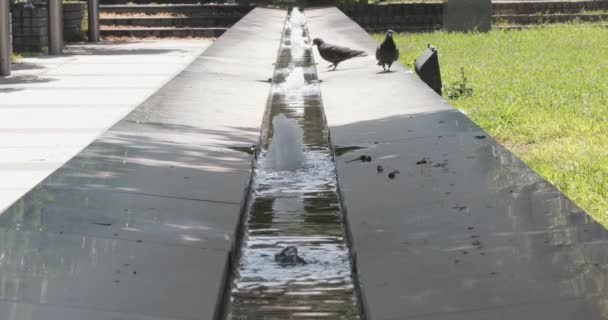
left=350, top=50, right=368, bottom=58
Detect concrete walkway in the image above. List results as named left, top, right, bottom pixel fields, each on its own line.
left=308, top=7, right=608, bottom=320
left=0, top=40, right=211, bottom=213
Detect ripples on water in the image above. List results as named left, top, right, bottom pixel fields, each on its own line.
left=226, top=8, right=361, bottom=320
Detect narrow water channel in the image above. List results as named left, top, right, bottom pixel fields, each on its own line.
left=225, top=9, right=362, bottom=320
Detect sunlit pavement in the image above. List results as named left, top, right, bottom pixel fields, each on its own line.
left=0, top=40, right=212, bottom=212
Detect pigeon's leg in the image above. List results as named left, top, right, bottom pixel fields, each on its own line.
left=388, top=62, right=393, bottom=71
left=331, top=63, right=338, bottom=71
left=382, top=64, right=386, bottom=71
left=327, top=64, right=334, bottom=69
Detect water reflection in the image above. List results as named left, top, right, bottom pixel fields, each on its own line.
left=226, top=9, right=361, bottom=320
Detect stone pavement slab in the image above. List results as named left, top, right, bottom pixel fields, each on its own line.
left=0, top=228, right=227, bottom=320
left=0, top=8, right=286, bottom=320
left=0, top=40, right=212, bottom=212
left=307, top=7, right=608, bottom=320
left=0, top=300, right=180, bottom=320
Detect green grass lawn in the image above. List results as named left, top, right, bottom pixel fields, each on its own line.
left=374, top=23, right=608, bottom=225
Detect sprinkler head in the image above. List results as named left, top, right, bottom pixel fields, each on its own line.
left=365, top=155, right=372, bottom=162
left=388, top=170, right=400, bottom=179
left=377, top=165, right=384, bottom=173
left=275, top=246, right=307, bottom=266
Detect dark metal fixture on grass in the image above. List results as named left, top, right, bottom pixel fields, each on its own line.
left=414, top=44, right=442, bottom=95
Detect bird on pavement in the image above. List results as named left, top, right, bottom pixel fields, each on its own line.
left=376, top=30, right=399, bottom=72
left=312, top=38, right=367, bottom=71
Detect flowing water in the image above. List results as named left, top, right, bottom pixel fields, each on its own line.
left=225, top=8, right=362, bottom=320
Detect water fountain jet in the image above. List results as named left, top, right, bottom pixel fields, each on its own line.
left=280, top=67, right=307, bottom=93
left=290, top=8, right=306, bottom=28
left=290, top=29, right=306, bottom=58
left=264, top=114, right=304, bottom=171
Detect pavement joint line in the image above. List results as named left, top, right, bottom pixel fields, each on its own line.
left=0, top=102, right=135, bottom=105
left=334, top=132, right=480, bottom=145
left=42, top=184, right=243, bottom=206
left=22, top=62, right=196, bottom=64
left=0, top=128, right=120, bottom=133
left=0, top=146, right=88, bottom=149
left=0, top=104, right=132, bottom=107
left=403, top=295, right=589, bottom=319
left=0, top=87, right=163, bottom=90
left=0, top=293, right=202, bottom=320
left=13, top=73, right=195, bottom=77
left=0, top=222, right=231, bottom=253
left=0, top=162, right=66, bottom=168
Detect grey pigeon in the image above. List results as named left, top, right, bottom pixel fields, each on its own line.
left=312, top=38, right=367, bottom=71
left=376, top=30, right=399, bottom=71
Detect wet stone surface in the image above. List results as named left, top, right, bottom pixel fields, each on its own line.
left=308, top=7, right=608, bottom=320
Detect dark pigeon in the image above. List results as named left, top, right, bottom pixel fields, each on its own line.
left=312, top=38, right=367, bottom=71
left=376, top=30, right=399, bottom=71
left=275, top=246, right=307, bottom=266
